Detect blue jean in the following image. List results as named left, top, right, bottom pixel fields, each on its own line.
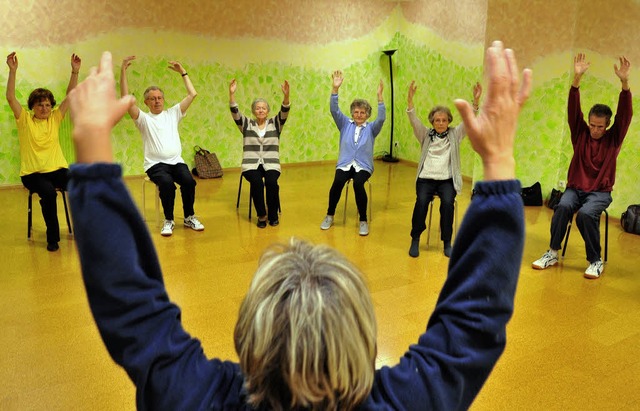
left=410, top=178, right=456, bottom=242
left=550, top=188, right=611, bottom=263
left=146, top=163, right=196, bottom=221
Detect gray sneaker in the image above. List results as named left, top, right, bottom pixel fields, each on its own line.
left=184, top=215, right=204, bottom=231
left=161, top=219, right=175, bottom=236
left=320, top=215, right=334, bottom=230
left=359, top=221, right=369, bottom=236
left=532, top=250, right=558, bottom=270
left=584, top=259, right=604, bottom=279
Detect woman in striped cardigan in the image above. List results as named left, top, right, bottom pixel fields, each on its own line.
left=229, top=79, right=290, bottom=228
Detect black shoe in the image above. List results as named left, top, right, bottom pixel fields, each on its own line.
left=47, top=242, right=59, bottom=252
left=409, top=238, right=420, bottom=258
left=443, top=243, right=452, bottom=258
left=269, top=219, right=279, bottom=227
left=257, top=219, right=267, bottom=228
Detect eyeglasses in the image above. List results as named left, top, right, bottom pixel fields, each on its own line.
left=146, top=96, right=164, bottom=102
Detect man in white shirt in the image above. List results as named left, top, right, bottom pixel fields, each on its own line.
left=120, top=56, right=204, bottom=236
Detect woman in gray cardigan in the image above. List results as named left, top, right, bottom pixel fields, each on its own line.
left=407, top=81, right=481, bottom=257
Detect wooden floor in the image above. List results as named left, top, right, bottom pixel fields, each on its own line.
left=1, top=160, right=639, bottom=410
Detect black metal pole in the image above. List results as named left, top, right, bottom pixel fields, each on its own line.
left=382, top=50, right=399, bottom=163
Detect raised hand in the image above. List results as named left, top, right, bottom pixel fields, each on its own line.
left=377, top=79, right=384, bottom=102
left=122, top=55, right=136, bottom=71
left=6, top=51, right=18, bottom=71
left=168, top=60, right=185, bottom=74
left=574, top=53, right=590, bottom=76
left=281, top=80, right=290, bottom=97
left=454, top=41, right=532, bottom=181
left=407, top=80, right=417, bottom=109
left=229, top=79, right=237, bottom=95
left=614, top=56, right=631, bottom=82
left=71, top=53, right=82, bottom=72
left=331, top=70, right=344, bottom=92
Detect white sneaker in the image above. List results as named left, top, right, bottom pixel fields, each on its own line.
left=161, top=219, right=175, bottom=236
left=184, top=215, right=204, bottom=231
left=584, top=259, right=604, bottom=279
left=359, top=221, right=369, bottom=236
left=320, top=215, right=334, bottom=230
left=532, top=250, right=558, bottom=270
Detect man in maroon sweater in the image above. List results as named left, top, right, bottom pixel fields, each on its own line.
left=533, top=53, right=632, bottom=279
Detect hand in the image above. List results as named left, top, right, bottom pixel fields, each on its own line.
left=281, top=80, right=290, bottom=97
left=454, top=41, right=532, bottom=181
left=377, top=79, right=384, bottom=101
left=473, top=82, right=483, bottom=105
left=71, top=53, right=82, bottom=72
left=332, top=70, right=344, bottom=91
left=614, top=56, right=631, bottom=83
left=229, top=79, right=237, bottom=95
left=122, top=55, right=136, bottom=71
left=407, top=80, right=417, bottom=109
left=168, top=60, right=185, bottom=74
left=574, top=53, right=590, bottom=76
left=68, top=51, right=136, bottom=163
left=6, top=51, right=18, bottom=71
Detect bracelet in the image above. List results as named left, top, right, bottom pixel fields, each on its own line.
left=181, top=72, right=188, bottom=77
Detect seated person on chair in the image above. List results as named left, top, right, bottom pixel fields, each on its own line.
left=66, top=42, right=531, bottom=410
left=533, top=53, right=632, bottom=279
left=406, top=81, right=482, bottom=258
left=5, top=51, right=81, bottom=252
left=320, top=70, right=385, bottom=236
left=120, top=55, right=204, bottom=237
left=228, top=78, right=290, bottom=228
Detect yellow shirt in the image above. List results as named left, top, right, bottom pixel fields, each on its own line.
left=17, top=107, right=68, bottom=176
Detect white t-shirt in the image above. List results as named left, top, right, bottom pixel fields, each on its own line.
left=134, top=103, right=186, bottom=171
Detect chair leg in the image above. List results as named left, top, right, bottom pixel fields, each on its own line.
left=27, top=191, right=33, bottom=239
left=426, top=199, right=434, bottom=247
left=343, top=180, right=350, bottom=225
left=368, top=180, right=372, bottom=223
left=561, top=220, right=572, bottom=258
left=236, top=174, right=243, bottom=209
left=60, top=189, right=72, bottom=234
left=604, top=209, right=609, bottom=262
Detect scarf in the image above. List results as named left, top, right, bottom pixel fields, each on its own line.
left=429, top=128, right=449, bottom=141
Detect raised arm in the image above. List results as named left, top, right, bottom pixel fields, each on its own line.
left=120, top=55, right=140, bottom=119
left=331, top=70, right=343, bottom=95
left=614, top=56, right=631, bottom=91
left=572, top=53, right=590, bottom=88
left=59, top=53, right=82, bottom=116
left=5, top=52, right=22, bottom=119
left=472, top=81, right=482, bottom=112
left=168, top=61, right=197, bottom=114
left=377, top=79, right=384, bottom=104
left=406, top=81, right=428, bottom=143
left=281, top=80, right=290, bottom=106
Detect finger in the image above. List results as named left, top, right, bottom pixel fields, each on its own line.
left=504, top=48, right=519, bottom=99
left=98, top=51, right=113, bottom=77
left=454, top=99, right=478, bottom=135
left=111, top=95, right=136, bottom=124
left=517, top=68, right=533, bottom=108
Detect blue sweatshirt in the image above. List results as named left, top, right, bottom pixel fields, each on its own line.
left=331, top=94, right=386, bottom=174
left=69, top=163, right=523, bottom=411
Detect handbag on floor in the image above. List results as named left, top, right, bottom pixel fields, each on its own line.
left=521, top=182, right=543, bottom=206
left=621, top=204, right=640, bottom=235
left=193, top=146, right=223, bottom=178
left=546, top=188, right=563, bottom=209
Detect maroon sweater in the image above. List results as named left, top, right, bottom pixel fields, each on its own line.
left=566, top=86, right=633, bottom=192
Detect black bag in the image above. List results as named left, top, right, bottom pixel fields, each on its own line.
left=521, top=182, right=543, bottom=206
left=546, top=188, right=564, bottom=209
left=621, top=204, right=640, bottom=235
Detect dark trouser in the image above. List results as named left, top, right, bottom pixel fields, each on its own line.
left=410, top=178, right=456, bottom=242
left=550, top=188, right=612, bottom=263
left=21, top=168, right=69, bottom=244
left=146, top=163, right=196, bottom=221
left=327, top=167, right=371, bottom=222
left=243, top=165, right=280, bottom=223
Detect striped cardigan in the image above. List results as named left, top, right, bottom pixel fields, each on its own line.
left=230, top=103, right=290, bottom=172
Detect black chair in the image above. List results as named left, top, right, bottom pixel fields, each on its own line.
left=236, top=174, right=280, bottom=221
left=561, top=209, right=609, bottom=262
left=27, top=188, right=72, bottom=239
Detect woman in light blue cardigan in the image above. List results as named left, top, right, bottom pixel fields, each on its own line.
left=320, top=70, right=385, bottom=236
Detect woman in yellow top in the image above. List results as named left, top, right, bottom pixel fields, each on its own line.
left=6, top=52, right=81, bottom=251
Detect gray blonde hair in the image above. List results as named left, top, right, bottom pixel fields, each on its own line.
left=143, top=86, right=164, bottom=100
left=234, top=238, right=377, bottom=410
left=428, top=105, right=453, bottom=125
left=251, top=98, right=270, bottom=114
left=350, top=99, right=372, bottom=118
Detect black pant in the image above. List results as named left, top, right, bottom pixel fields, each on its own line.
left=327, top=167, right=371, bottom=221
left=21, top=168, right=69, bottom=244
left=410, top=178, right=456, bottom=242
left=146, top=163, right=196, bottom=221
left=243, top=165, right=280, bottom=222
